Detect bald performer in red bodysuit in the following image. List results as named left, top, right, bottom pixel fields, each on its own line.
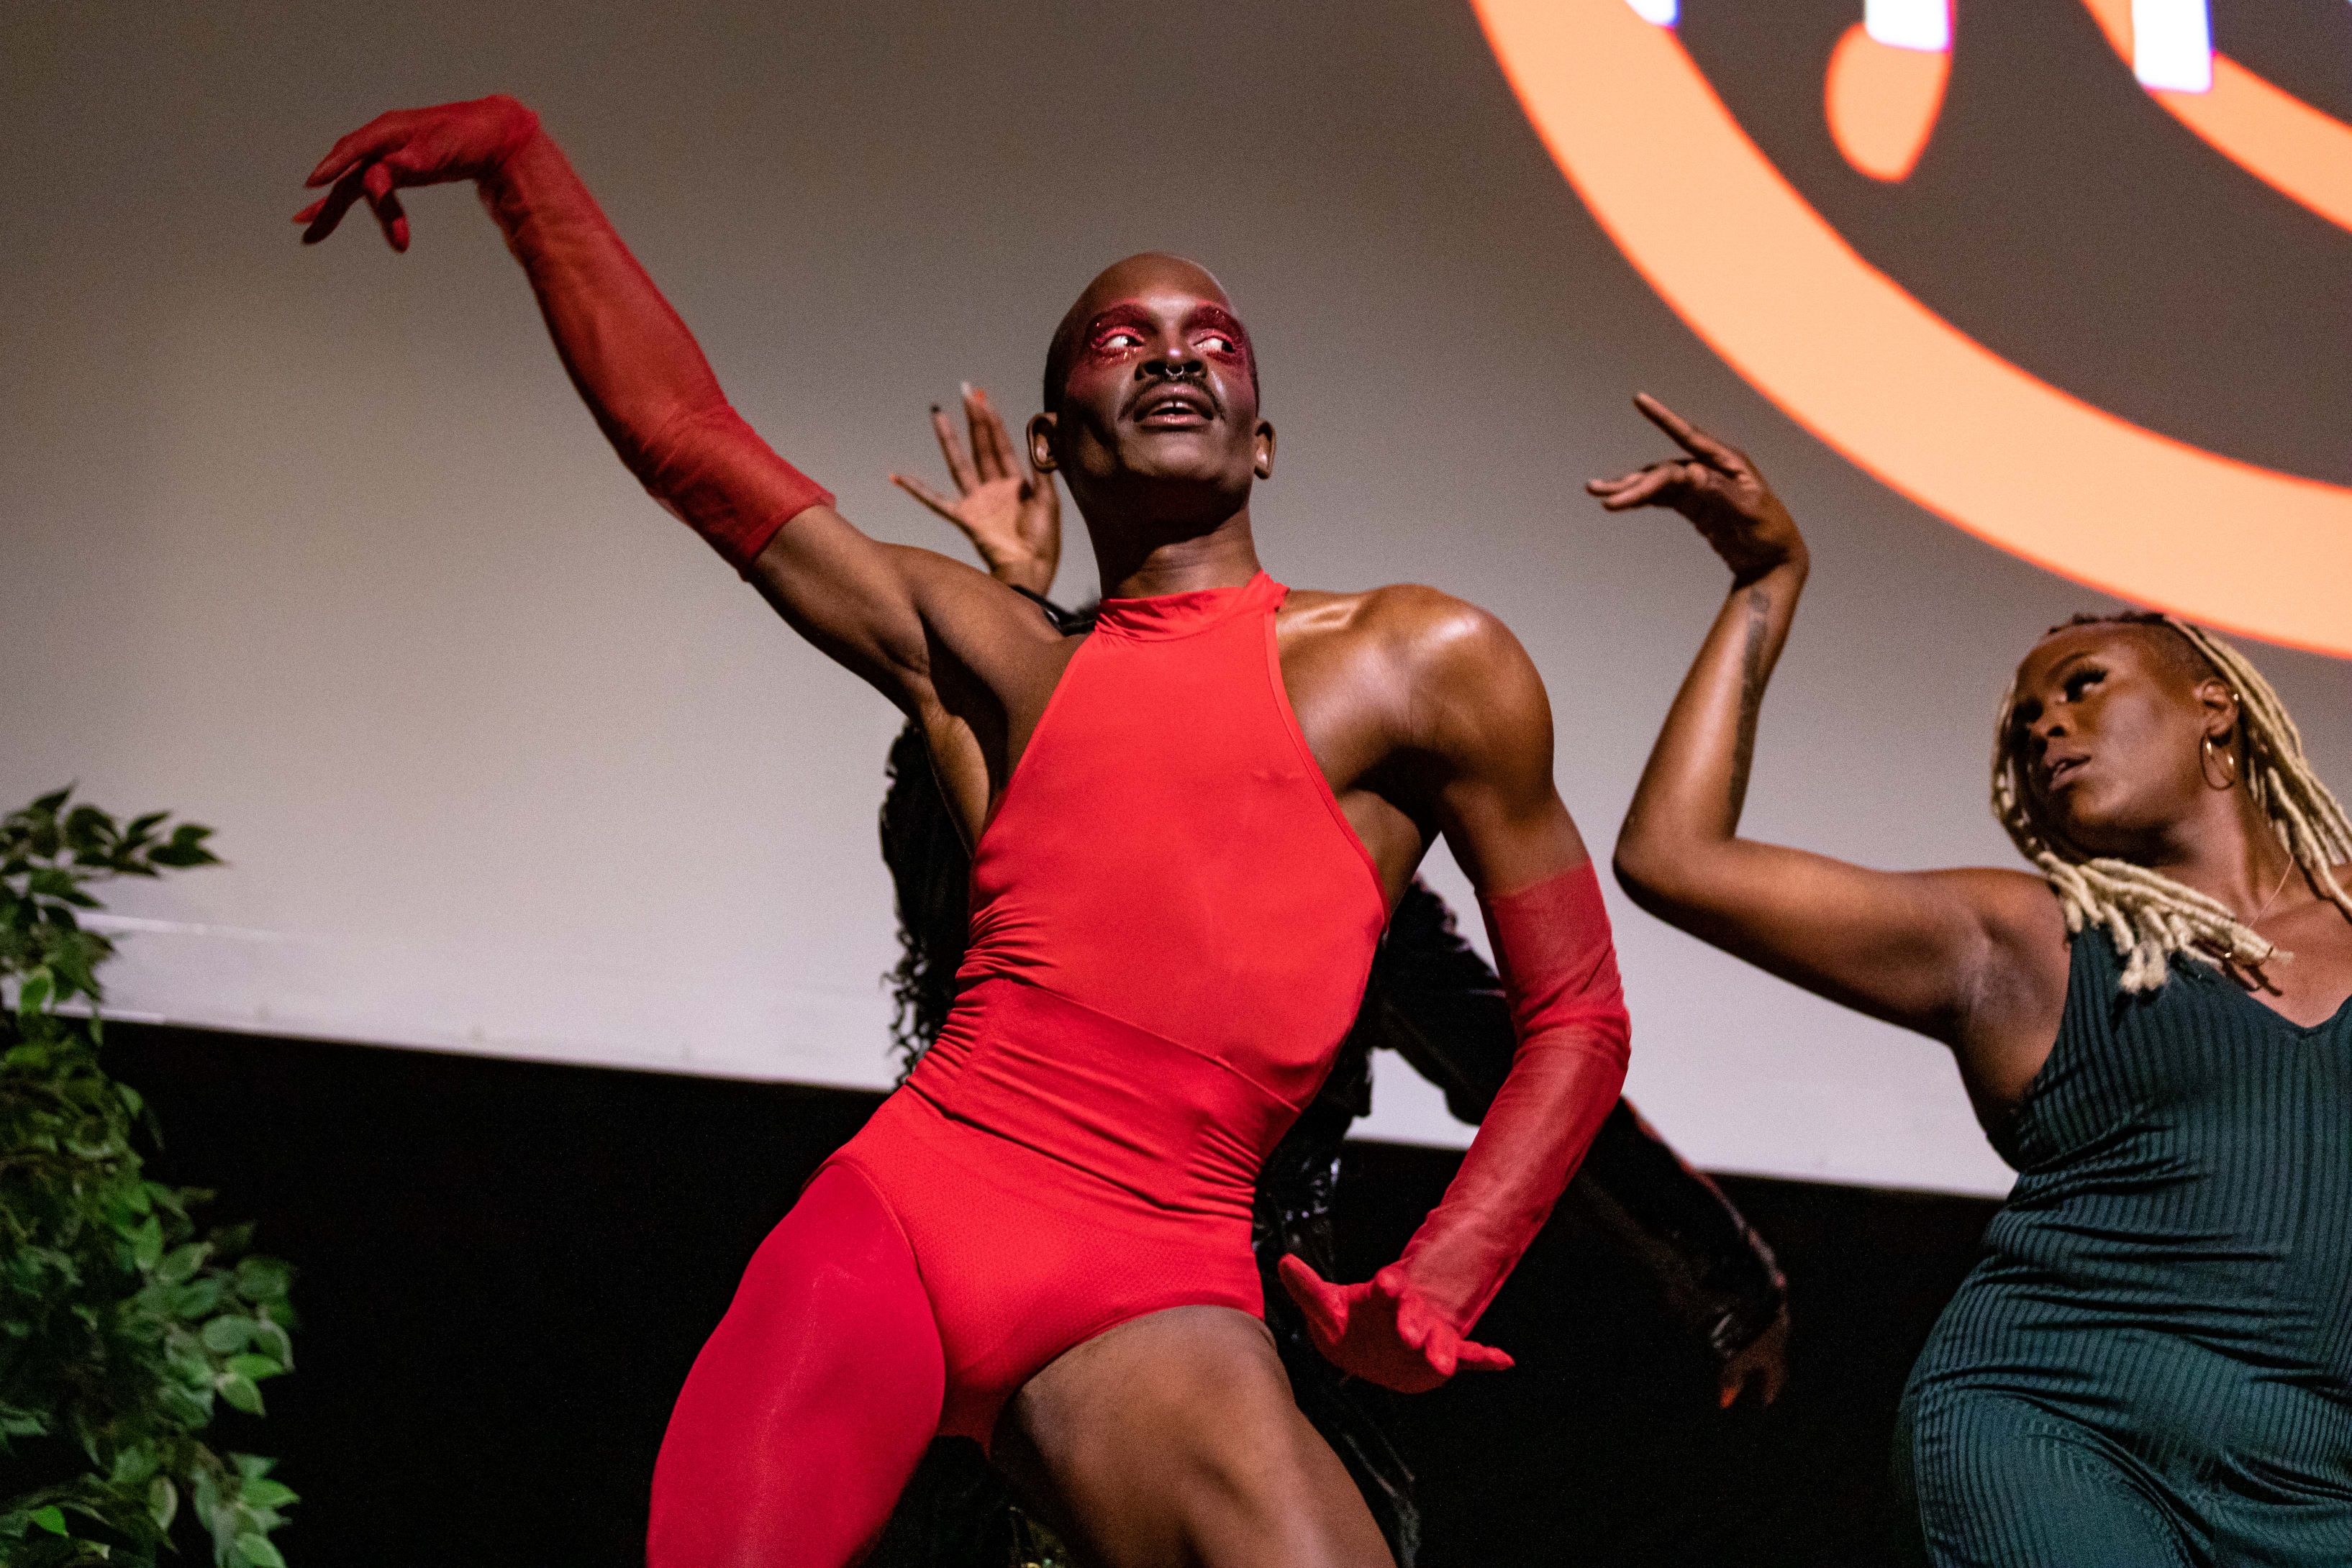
left=296, top=96, right=1631, bottom=1568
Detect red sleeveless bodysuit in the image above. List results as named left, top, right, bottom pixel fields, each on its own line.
left=823, top=570, right=1388, bottom=1442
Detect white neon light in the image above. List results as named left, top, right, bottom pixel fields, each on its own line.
left=1864, top=0, right=1951, bottom=53
left=1625, top=0, right=1677, bottom=24
left=2131, top=0, right=2213, bottom=93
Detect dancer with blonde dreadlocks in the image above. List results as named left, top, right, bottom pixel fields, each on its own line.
left=1597, top=393, right=2352, bottom=1567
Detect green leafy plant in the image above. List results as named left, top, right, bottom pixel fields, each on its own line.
left=0, top=788, right=297, bottom=1567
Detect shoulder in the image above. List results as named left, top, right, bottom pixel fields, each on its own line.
left=1926, top=866, right=2069, bottom=947
left=1286, top=583, right=1549, bottom=768
left=1285, top=583, right=1540, bottom=694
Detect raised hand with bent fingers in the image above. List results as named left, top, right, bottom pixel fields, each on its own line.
left=1586, top=393, right=1805, bottom=586
left=891, top=386, right=1061, bottom=598
left=294, top=95, right=543, bottom=252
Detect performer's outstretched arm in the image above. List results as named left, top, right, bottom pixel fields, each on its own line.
left=296, top=97, right=1024, bottom=714
left=1597, top=395, right=2063, bottom=1088
left=1281, top=605, right=1630, bottom=1392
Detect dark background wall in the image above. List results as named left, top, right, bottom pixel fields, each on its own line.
left=109, top=1022, right=1994, bottom=1567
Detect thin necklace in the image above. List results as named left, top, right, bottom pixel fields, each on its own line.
left=2248, top=857, right=2298, bottom=927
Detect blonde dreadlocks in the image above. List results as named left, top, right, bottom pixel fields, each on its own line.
left=1991, top=614, right=2352, bottom=993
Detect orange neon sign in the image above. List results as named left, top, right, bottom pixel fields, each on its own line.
left=1472, top=0, right=2352, bottom=659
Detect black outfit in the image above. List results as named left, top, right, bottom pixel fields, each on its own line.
left=870, top=595, right=1784, bottom=1567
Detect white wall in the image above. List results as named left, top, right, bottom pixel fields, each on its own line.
left=6, top=0, right=2347, bottom=1195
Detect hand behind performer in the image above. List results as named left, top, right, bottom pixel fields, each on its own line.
left=892, top=386, right=1061, bottom=597
left=1717, top=1305, right=1789, bottom=1409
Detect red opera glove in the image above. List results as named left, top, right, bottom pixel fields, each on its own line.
left=296, top=96, right=832, bottom=574
left=1276, top=1257, right=1514, bottom=1394
left=1281, top=861, right=1630, bottom=1390
left=297, top=95, right=542, bottom=252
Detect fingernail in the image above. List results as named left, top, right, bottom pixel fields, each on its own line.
left=961, top=381, right=974, bottom=398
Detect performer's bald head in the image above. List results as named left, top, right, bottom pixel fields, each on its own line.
left=1043, top=253, right=1260, bottom=413
left=1029, top=252, right=1273, bottom=535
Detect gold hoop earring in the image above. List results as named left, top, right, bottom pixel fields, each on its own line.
left=2200, top=733, right=2240, bottom=790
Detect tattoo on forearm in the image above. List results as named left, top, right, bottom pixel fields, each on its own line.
left=1727, top=587, right=1771, bottom=819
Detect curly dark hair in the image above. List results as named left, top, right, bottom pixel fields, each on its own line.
left=879, top=721, right=972, bottom=1078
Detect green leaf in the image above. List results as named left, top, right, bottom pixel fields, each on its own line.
left=217, top=1372, right=263, bottom=1415
left=176, top=1276, right=227, bottom=1319
left=201, top=1316, right=255, bottom=1354
left=160, top=1381, right=214, bottom=1426
left=27, top=868, right=79, bottom=900
left=63, top=803, right=113, bottom=846
left=226, top=1353, right=282, bottom=1381
left=149, top=1474, right=179, bottom=1533
left=31, top=785, right=73, bottom=815
left=16, top=967, right=53, bottom=1017
left=30, top=1505, right=67, bottom=1536
left=237, top=1479, right=296, bottom=1510
left=231, top=1454, right=275, bottom=1482
left=157, top=1242, right=211, bottom=1285
left=130, top=1215, right=164, bottom=1271
left=234, top=1258, right=291, bottom=1302
left=150, top=824, right=220, bottom=869
left=252, top=1318, right=293, bottom=1367
left=232, top=1532, right=286, bottom=1568
left=0, top=1405, right=50, bottom=1438
left=108, top=1445, right=159, bottom=1486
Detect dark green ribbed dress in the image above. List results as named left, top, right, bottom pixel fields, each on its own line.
left=1897, top=932, right=2352, bottom=1567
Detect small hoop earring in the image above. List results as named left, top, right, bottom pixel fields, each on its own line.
left=2201, top=733, right=2240, bottom=790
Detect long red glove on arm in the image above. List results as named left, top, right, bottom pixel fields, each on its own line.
left=1280, top=860, right=1630, bottom=1391
left=296, top=96, right=831, bottom=574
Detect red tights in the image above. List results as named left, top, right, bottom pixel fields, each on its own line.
left=646, top=1164, right=944, bottom=1567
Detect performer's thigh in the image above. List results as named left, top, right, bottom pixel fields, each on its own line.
left=648, top=1163, right=944, bottom=1568
left=1899, top=1390, right=2195, bottom=1568
left=996, top=1305, right=1394, bottom=1568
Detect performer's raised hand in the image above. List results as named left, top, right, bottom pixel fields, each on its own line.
left=1586, top=393, right=1805, bottom=586
left=891, top=385, right=1061, bottom=597
left=1277, top=1255, right=1515, bottom=1394
left=294, top=95, right=543, bottom=252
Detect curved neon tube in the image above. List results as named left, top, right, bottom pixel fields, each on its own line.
left=1477, top=0, right=2352, bottom=657
left=2079, top=0, right=2352, bottom=237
